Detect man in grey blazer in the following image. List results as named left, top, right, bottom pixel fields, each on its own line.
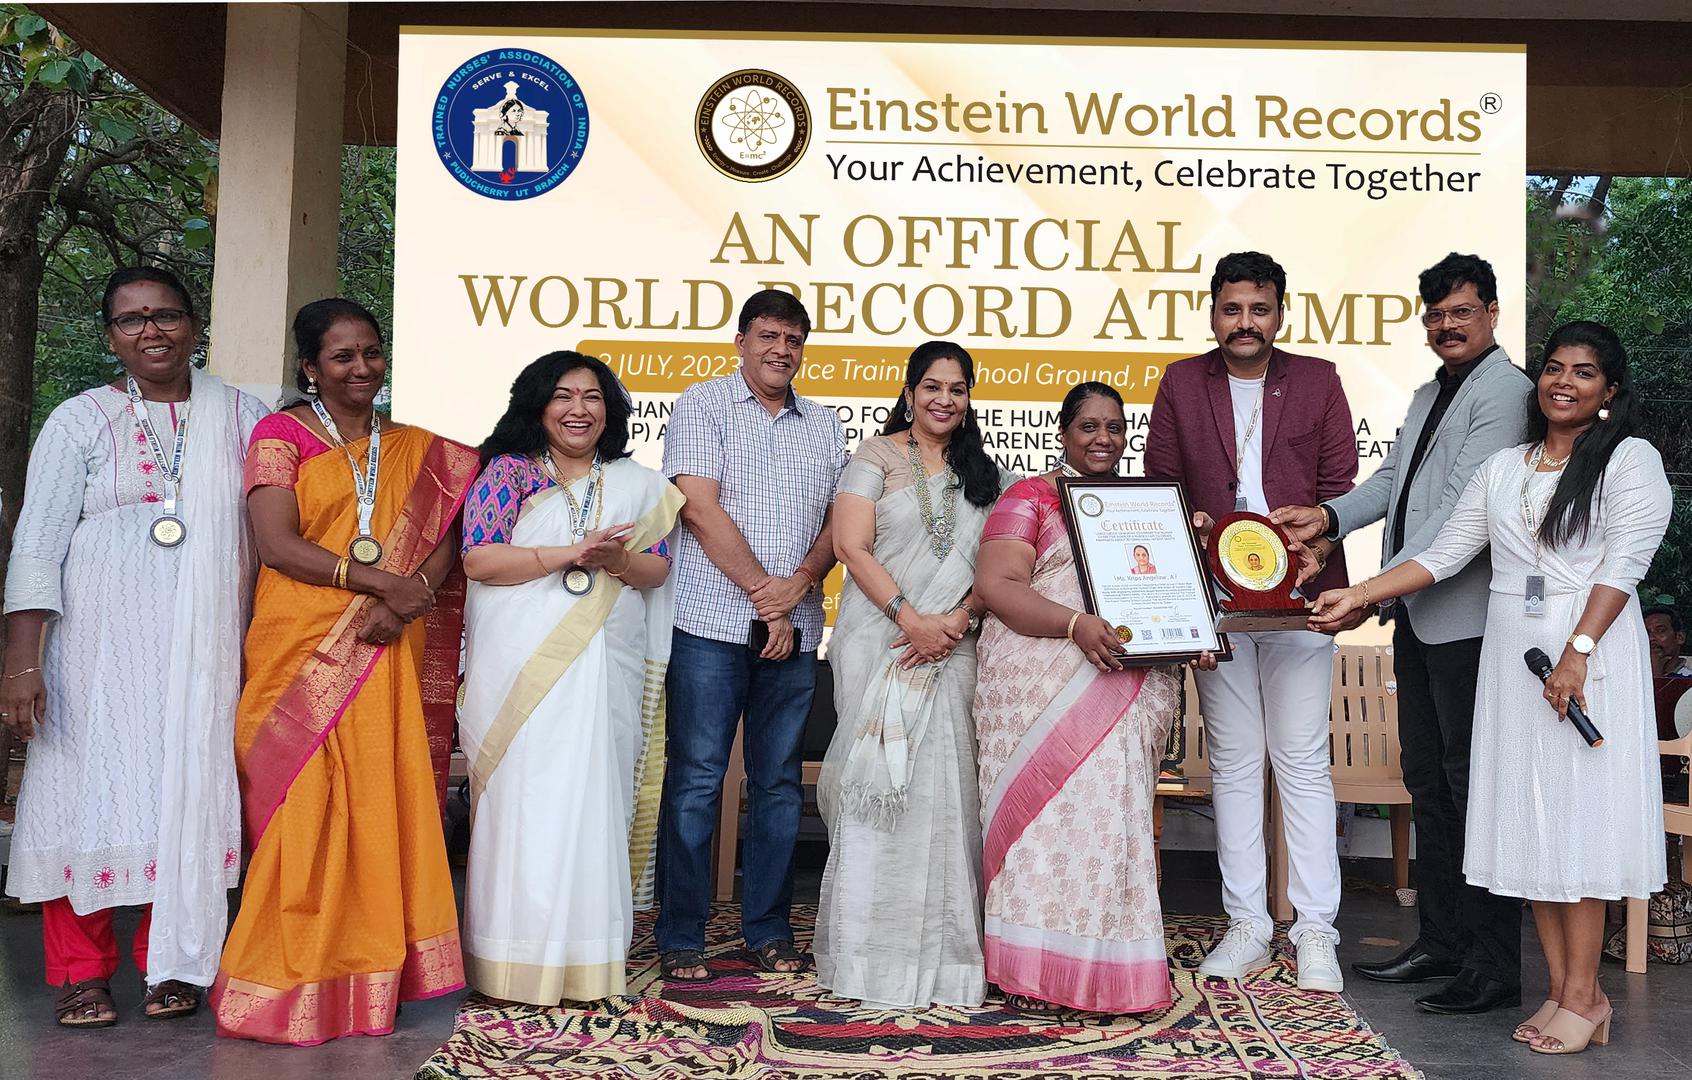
left=1273, top=253, right=1531, bottom=1016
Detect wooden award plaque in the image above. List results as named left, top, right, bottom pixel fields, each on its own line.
left=1207, top=512, right=1311, bottom=632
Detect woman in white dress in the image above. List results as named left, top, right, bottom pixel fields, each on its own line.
left=1, top=267, right=266, bottom=1026
left=815, top=341, right=1010, bottom=1008
left=458, top=351, right=683, bottom=1004
left=1313, top=321, right=1673, bottom=1056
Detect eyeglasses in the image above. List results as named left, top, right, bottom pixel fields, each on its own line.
left=106, top=309, right=187, bottom=336
left=1420, top=305, right=1488, bottom=329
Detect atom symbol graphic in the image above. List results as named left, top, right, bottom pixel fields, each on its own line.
left=720, top=89, right=787, bottom=151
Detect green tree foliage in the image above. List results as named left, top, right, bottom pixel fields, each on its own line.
left=4, top=5, right=217, bottom=436
left=1527, top=175, right=1692, bottom=607
left=9, top=6, right=398, bottom=426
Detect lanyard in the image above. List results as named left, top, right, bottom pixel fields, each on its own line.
left=541, top=452, right=603, bottom=539
left=126, top=376, right=190, bottom=515
left=312, top=399, right=381, bottom=539
left=1235, top=378, right=1265, bottom=472
left=1519, top=443, right=1560, bottom=569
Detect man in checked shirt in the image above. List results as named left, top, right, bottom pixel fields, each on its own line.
left=656, top=290, right=848, bottom=981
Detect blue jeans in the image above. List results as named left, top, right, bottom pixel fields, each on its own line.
left=656, top=628, right=818, bottom=953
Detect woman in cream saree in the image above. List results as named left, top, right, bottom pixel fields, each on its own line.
left=816, top=343, right=1009, bottom=1008
left=458, top=351, right=684, bottom=1004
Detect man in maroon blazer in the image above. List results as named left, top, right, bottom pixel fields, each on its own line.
left=1146, top=251, right=1358, bottom=993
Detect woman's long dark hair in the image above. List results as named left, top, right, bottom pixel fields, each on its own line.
left=1528, top=320, right=1637, bottom=548
left=879, top=340, right=1002, bottom=508
left=478, top=351, right=633, bottom=467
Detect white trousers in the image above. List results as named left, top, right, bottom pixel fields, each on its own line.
left=1195, top=630, right=1340, bottom=943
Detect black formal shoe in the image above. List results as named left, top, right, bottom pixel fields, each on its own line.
left=1352, top=944, right=1463, bottom=984
left=1415, top=969, right=1522, bottom=1015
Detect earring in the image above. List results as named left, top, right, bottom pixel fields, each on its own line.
left=904, top=403, right=913, bottom=422
left=307, top=377, right=318, bottom=396
left=1598, top=406, right=1611, bottom=421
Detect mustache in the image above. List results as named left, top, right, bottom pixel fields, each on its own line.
left=1227, top=330, right=1264, bottom=343
left=1437, top=332, right=1466, bottom=344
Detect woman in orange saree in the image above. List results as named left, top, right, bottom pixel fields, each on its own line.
left=210, top=300, right=478, bottom=1045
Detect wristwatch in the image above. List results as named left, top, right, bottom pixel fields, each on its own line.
left=1567, top=632, right=1596, bottom=656
left=953, top=601, right=981, bottom=635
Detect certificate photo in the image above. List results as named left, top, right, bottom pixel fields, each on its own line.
left=1056, top=477, right=1229, bottom=664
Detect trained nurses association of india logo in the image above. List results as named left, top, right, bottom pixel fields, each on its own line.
left=696, top=69, right=811, bottom=182
left=433, top=49, right=589, bottom=200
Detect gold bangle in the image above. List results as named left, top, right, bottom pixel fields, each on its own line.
left=532, top=547, right=551, bottom=576
left=4, top=666, right=41, bottom=680
left=333, top=556, right=350, bottom=590
left=607, top=547, right=633, bottom=579
left=1066, top=610, right=1082, bottom=642
left=416, top=569, right=432, bottom=592
left=1360, top=579, right=1372, bottom=606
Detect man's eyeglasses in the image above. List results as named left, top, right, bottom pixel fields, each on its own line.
left=106, top=309, right=187, bottom=336
left=1420, top=305, right=1487, bottom=329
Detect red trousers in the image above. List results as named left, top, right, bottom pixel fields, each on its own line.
left=41, top=898, right=151, bottom=986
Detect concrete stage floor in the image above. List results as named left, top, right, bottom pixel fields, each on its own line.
left=2, top=851, right=1688, bottom=1080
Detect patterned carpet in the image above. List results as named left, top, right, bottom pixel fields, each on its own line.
left=416, top=905, right=1420, bottom=1079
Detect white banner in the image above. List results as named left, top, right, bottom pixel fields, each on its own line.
left=395, top=28, right=1526, bottom=616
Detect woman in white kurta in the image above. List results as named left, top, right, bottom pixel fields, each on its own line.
left=459, top=351, right=683, bottom=1004
left=2, top=268, right=266, bottom=1026
left=1314, top=321, right=1672, bottom=1057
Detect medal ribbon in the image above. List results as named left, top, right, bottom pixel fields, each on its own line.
left=542, top=452, right=603, bottom=540
left=312, top=399, right=381, bottom=540
left=127, top=375, right=191, bottom=517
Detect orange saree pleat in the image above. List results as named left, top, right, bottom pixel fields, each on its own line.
left=212, top=426, right=476, bottom=1045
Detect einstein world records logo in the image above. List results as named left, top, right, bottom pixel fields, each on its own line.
left=695, top=69, right=810, bottom=182
left=432, top=49, right=589, bottom=200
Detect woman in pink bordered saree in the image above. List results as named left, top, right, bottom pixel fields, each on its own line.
left=973, top=383, right=1214, bottom=1014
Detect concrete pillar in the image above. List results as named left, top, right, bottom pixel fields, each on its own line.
left=206, top=2, right=347, bottom=402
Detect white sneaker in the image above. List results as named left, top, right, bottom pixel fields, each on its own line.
left=1294, top=930, right=1344, bottom=992
left=1197, top=921, right=1273, bottom=978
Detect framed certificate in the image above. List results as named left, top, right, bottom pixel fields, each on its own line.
left=1056, top=477, right=1230, bottom=665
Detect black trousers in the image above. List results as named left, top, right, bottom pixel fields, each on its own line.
left=1393, top=605, right=1523, bottom=985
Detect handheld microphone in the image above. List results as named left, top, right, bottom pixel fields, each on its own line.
left=1523, top=648, right=1603, bottom=748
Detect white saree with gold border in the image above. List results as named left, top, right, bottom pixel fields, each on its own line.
left=458, top=456, right=683, bottom=1004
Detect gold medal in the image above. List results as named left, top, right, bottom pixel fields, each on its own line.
left=1115, top=625, right=1133, bottom=643
left=150, top=515, right=187, bottom=548
left=562, top=566, right=594, bottom=595
left=349, top=535, right=384, bottom=566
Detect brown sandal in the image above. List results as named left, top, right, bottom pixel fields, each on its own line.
left=142, top=979, right=201, bottom=1019
left=56, top=978, right=117, bottom=1028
